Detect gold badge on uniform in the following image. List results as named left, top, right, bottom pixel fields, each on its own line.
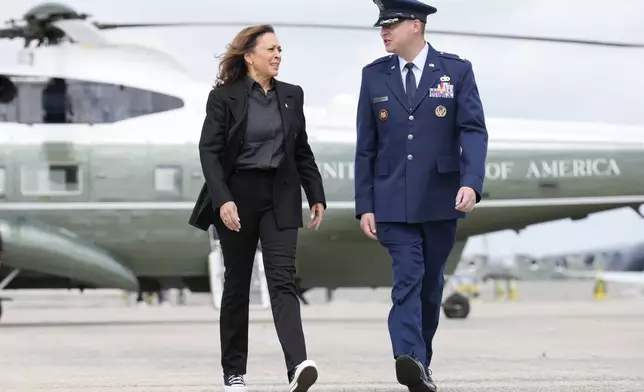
left=435, top=105, right=447, bottom=118
left=379, top=108, right=388, bottom=121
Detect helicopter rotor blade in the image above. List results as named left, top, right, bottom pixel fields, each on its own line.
left=52, top=19, right=111, bottom=46
left=424, top=29, right=644, bottom=48
left=0, top=26, right=25, bottom=40
left=93, top=21, right=644, bottom=48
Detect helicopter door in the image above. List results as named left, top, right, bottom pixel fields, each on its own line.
left=89, top=146, right=150, bottom=201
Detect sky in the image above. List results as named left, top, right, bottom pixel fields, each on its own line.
left=1, top=0, right=643, bottom=257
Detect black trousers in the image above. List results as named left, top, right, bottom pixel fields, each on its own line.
left=213, top=169, right=307, bottom=379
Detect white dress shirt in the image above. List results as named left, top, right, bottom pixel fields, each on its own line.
left=398, top=42, right=429, bottom=91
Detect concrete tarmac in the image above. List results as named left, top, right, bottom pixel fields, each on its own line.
left=1, top=281, right=643, bottom=391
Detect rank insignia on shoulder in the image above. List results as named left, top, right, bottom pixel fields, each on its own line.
left=435, top=105, right=447, bottom=118
left=429, top=79, right=454, bottom=99
left=439, top=52, right=465, bottom=62
left=379, top=108, right=388, bottom=121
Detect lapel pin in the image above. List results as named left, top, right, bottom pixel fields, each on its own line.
left=428, top=63, right=434, bottom=67
left=285, top=102, right=288, bottom=108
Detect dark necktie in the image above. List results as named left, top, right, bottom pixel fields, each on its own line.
left=405, top=62, right=416, bottom=105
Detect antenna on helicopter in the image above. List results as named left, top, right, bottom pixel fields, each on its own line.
left=2, top=2, right=644, bottom=49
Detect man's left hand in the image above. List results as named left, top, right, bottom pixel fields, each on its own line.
left=455, top=187, right=477, bottom=212
left=308, top=203, right=325, bottom=230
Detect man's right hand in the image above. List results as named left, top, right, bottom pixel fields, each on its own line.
left=360, top=213, right=377, bottom=240
left=219, top=201, right=241, bottom=232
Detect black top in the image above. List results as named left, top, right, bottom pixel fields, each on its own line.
left=191, top=77, right=327, bottom=231
left=235, top=76, right=285, bottom=170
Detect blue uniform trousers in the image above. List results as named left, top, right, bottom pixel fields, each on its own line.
left=376, top=219, right=457, bottom=368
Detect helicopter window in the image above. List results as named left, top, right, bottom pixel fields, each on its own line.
left=20, top=164, right=81, bottom=196
left=154, top=165, right=182, bottom=194
left=0, top=76, right=184, bottom=125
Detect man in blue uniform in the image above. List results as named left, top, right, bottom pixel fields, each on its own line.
left=354, top=0, right=488, bottom=390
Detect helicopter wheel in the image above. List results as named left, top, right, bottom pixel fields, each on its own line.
left=442, top=292, right=470, bottom=319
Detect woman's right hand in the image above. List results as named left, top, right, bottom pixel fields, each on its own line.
left=219, top=201, right=241, bottom=232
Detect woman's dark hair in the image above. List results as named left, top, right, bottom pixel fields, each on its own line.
left=214, top=24, right=275, bottom=87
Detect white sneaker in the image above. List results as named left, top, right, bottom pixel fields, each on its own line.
left=223, top=374, right=247, bottom=392
left=288, top=360, right=318, bottom=392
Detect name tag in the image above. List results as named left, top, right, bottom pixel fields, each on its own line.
left=372, top=96, right=388, bottom=103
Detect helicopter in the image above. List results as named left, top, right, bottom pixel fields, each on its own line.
left=1, top=1, right=644, bottom=322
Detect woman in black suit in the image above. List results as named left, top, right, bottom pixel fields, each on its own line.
left=192, top=24, right=325, bottom=392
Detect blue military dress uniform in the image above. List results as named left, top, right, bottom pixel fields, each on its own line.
left=354, top=0, right=488, bottom=389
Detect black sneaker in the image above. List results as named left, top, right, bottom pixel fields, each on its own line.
left=224, top=374, right=247, bottom=392
left=288, top=360, right=318, bottom=392
left=395, top=355, right=436, bottom=392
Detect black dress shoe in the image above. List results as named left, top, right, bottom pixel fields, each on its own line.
left=394, top=355, right=437, bottom=392
left=425, top=368, right=437, bottom=392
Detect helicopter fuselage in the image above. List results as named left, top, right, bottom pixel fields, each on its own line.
left=1, top=42, right=644, bottom=295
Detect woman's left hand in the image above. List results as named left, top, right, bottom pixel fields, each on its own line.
left=308, top=203, right=325, bottom=230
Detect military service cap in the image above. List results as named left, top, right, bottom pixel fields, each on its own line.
left=372, top=0, right=437, bottom=27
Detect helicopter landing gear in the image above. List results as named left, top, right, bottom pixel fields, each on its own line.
left=207, top=243, right=224, bottom=309
left=294, top=277, right=310, bottom=305
left=0, top=299, right=10, bottom=322
left=0, top=268, right=20, bottom=323
left=442, top=292, right=470, bottom=319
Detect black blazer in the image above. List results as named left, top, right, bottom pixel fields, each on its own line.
left=188, top=78, right=327, bottom=232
